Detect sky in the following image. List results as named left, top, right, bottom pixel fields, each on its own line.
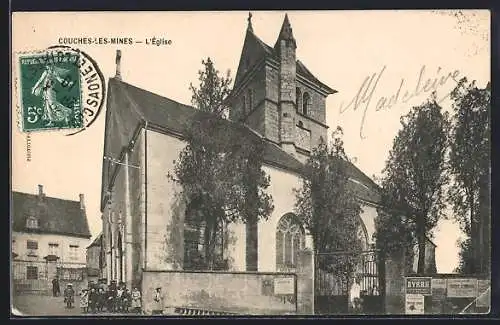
left=11, top=10, right=490, bottom=273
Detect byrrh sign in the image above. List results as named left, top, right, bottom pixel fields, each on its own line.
left=406, top=277, right=432, bottom=295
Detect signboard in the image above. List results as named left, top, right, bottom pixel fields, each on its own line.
left=476, top=280, right=490, bottom=308
left=430, top=278, right=447, bottom=314
left=405, top=294, right=425, bottom=314
left=447, top=278, right=477, bottom=298
left=406, top=277, right=432, bottom=295
left=274, top=277, right=295, bottom=295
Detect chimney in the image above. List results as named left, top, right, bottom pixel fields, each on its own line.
left=38, top=184, right=44, bottom=198
left=79, top=194, right=85, bottom=210
left=115, top=49, right=122, bottom=80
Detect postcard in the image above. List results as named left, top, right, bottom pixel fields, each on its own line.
left=11, top=10, right=491, bottom=316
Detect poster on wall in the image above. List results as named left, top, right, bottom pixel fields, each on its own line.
left=447, top=278, right=478, bottom=298
left=274, top=277, right=295, bottom=295
left=405, top=277, right=432, bottom=295
left=405, top=294, right=425, bottom=314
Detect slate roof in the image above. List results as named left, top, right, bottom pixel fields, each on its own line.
left=12, top=191, right=92, bottom=238
left=234, top=29, right=336, bottom=94
left=101, top=78, right=381, bottom=210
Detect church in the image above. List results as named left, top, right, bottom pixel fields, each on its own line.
left=99, top=14, right=433, bottom=310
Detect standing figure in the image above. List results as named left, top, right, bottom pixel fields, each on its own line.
left=88, top=287, right=98, bottom=314
left=131, top=287, right=142, bottom=314
left=152, top=287, right=164, bottom=315
left=30, top=65, right=74, bottom=126
left=107, top=283, right=117, bottom=312
left=122, top=287, right=131, bottom=313
left=116, top=285, right=124, bottom=312
left=96, top=287, right=105, bottom=312
left=349, top=276, right=363, bottom=314
left=52, top=277, right=60, bottom=297
left=79, top=288, right=89, bottom=313
left=64, top=284, right=75, bottom=309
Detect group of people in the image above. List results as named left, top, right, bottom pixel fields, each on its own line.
left=56, top=278, right=143, bottom=314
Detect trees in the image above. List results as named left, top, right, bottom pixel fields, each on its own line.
left=294, top=127, right=363, bottom=279
left=378, top=97, right=449, bottom=274
left=448, top=78, right=491, bottom=275
left=171, top=57, right=273, bottom=270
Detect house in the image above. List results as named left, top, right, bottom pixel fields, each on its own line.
left=86, top=233, right=104, bottom=282
left=11, top=185, right=92, bottom=293
left=99, top=13, right=436, bottom=308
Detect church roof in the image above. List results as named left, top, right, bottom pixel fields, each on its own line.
left=233, top=20, right=335, bottom=94
left=101, top=78, right=381, bottom=210
left=12, top=191, right=92, bottom=238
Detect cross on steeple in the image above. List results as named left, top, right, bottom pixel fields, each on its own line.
left=247, top=12, right=253, bottom=32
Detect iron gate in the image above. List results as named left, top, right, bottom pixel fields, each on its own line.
left=314, top=250, right=384, bottom=314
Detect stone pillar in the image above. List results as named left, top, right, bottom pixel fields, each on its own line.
left=384, top=251, right=405, bottom=314
left=296, top=250, right=314, bottom=314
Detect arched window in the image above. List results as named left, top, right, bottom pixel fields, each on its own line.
left=302, top=92, right=310, bottom=116
left=276, top=213, right=305, bottom=270
left=296, top=87, right=302, bottom=112
left=26, top=216, right=38, bottom=229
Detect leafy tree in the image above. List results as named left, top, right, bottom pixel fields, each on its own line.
left=448, top=78, right=490, bottom=274
left=171, top=57, right=274, bottom=270
left=294, top=127, right=363, bottom=283
left=379, top=97, right=449, bottom=274
left=454, top=237, right=474, bottom=274
left=189, top=57, right=232, bottom=118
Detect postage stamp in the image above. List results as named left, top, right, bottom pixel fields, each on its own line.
left=15, top=46, right=105, bottom=134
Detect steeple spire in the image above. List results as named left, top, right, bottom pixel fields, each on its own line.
left=275, top=13, right=296, bottom=49
left=247, top=12, right=253, bottom=32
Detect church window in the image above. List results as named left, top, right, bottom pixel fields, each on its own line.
left=26, top=216, right=38, bottom=229
left=302, top=92, right=311, bottom=116
left=276, top=213, right=305, bottom=271
left=296, top=87, right=302, bottom=112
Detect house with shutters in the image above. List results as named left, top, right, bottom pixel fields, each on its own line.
left=99, top=13, right=436, bottom=308
left=11, top=185, right=91, bottom=293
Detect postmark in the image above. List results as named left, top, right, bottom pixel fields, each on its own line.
left=15, top=46, right=105, bottom=135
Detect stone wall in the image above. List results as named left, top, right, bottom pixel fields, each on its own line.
left=141, top=270, right=298, bottom=315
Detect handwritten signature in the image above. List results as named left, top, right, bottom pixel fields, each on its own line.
left=339, top=65, right=460, bottom=139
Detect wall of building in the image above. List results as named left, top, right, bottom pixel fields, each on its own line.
left=12, top=232, right=89, bottom=267
left=141, top=270, right=297, bottom=315
left=257, top=165, right=313, bottom=272
left=145, top=129, right=186, bottom=271
left=86, top=245, right=100, bottom=270
left=264, top=64, right=280, bottom=144
left=359, top=203, right=378, bottom=245
left=102, top=128, right=145, bottom=287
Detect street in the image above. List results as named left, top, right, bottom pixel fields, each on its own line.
left=11, top=294, right=144, bottom=317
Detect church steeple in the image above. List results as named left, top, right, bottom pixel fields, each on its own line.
left=275, top=14, right=296, bottom=50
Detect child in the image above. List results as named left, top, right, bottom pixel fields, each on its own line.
left=152, top=287, right=164, bottom=315
left=64, top=284, right=75, bottom=309
left=80, top=288, right=89, bottom=313
left=131, top=287, right=142, bottom=314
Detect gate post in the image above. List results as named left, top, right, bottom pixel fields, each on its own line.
left=296, top=249, right=314, bottom=314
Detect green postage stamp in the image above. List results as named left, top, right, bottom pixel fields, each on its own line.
left=15, top=46, right=105, bottom=134
left=18, top=51, right=83, bottom=131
